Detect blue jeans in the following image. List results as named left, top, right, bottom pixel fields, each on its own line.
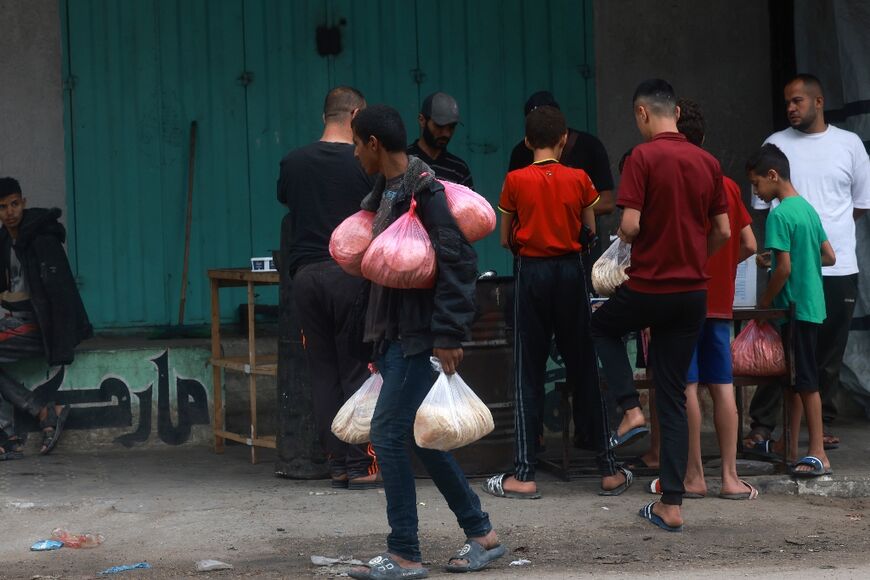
left=370, top=341, right=492, bottom=562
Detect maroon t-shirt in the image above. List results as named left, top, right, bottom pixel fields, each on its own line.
left=617, top=132, right=728, bottom=294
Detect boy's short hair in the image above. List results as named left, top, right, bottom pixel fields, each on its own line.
left=525, top=106, right=567, bottom=149
left=633, top=78, right=677, bottom=117
left=0, top=177, right=22, bottom=200
left=676, top=99, right=705, bottom=147
left=351, top=104, right=407, bottom=152
left=746, top=143, right=791, bottom=181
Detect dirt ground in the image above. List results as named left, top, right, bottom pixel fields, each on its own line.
left=3, top=448, right=870, bottom=579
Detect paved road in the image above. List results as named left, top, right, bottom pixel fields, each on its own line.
left=2, top=448, right=870, bottom=579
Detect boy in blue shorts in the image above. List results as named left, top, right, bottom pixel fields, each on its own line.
left=747, top=144, right=836, bottom=477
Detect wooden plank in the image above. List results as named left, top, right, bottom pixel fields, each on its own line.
left=210, top=355, right=278, bottom=376
left=214, top=430, right=277, bottom=449
left=210, top=277, right=224, bottom=453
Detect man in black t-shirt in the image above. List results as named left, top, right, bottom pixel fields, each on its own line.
left=508, top=91, right=614, bottom=213
left=407, top=92, right=474, bottom=187
left=277, top=86, right=380, bottom=490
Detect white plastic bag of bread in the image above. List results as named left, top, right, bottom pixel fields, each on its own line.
left=591, top=238, right=631, bottom=297
left=331, top=372, right=383, bottom=444
left=414, top=357, right=494, bottom=451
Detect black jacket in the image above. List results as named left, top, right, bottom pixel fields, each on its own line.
left=361, top=157, right=478, bottom=355
left=0, top=208, right=93, bottom=365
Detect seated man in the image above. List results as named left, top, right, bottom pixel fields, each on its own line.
left=0, top=177, right=92, bottom=459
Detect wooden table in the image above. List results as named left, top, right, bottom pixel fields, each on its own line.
left=542, top=305, right=795, bottom=480
left=208, top=268, right=279, bottom=464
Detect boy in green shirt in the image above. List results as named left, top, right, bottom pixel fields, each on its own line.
left=747, top=144, right=836, bottom=477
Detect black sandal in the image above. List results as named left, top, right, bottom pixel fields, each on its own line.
left=39, top=403, right=70, bottom=455
left=0, top=433, right=24, bottom=461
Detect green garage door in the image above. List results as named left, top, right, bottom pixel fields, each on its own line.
left=62, top=0, right=595, bottom=328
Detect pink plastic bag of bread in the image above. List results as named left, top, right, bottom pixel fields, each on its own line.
left=414, top=357, right=494, bottom=451
left=361, top=196, right=436, bottom=289
left=329, top=210, right=375, bottom=276
left=437, top=179, right=496, bottom=243
left=731, top=320, right=787, bottom=376
left=331, top=372, right=383, bottom=444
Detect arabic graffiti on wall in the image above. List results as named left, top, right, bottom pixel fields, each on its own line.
left=6, top=348, right=212, bottom=447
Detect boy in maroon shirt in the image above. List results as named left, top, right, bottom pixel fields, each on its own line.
left=590, top=80, right=730, bottom=532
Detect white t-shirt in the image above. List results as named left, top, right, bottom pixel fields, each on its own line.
left=753, top=125, right=870, bottom=276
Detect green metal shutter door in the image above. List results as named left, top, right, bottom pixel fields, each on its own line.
left=66, top=0, right=251, bottom=327
left=64, top=0, right=594, bottom=328
left=414, top=0, right=595, bottom=276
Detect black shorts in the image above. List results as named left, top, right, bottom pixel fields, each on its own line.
left=783, top=321, right=819, bottom=393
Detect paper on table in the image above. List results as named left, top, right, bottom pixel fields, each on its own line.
left=733, top=257, right=758, bottom=308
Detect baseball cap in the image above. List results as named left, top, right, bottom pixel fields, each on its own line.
left=524, top=91, right=560, bottom=116
left=421, top=92, right=460, bottom=125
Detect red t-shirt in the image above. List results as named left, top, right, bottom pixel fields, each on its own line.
left=706, top=176, right=752, bottom=318
left=617, top=132, right=728, bottom=293
left=498, top=161, right=599, bottom=257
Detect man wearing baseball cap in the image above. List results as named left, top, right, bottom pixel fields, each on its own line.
left=407, top=92, right=474, bottom=187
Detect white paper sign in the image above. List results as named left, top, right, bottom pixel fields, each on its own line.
left=732, top=257, right=757, bottom=308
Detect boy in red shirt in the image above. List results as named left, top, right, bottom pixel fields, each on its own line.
left=482, top=106, right=630, bottom=500
left=644, top=100, right=759, bottom=500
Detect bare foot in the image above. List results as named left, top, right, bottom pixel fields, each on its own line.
left=600, top=470, right=627, bottom=492
left=617, top=407, right=646, bottom=438
left=501, top=475, right=537, bottom=495
left=720, top=479, right=754, bottom=496
left=350, top=552, right=424, bottom=576
left=448, top=529, right=500, bottom=567
left=792, top=452, right=831, bottom=474
left=652, top=502, right=683, bottom=528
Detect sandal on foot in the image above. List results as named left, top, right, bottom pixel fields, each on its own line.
left=823, top=431, right=840, bottom=450
left=648, top=477, right=705, bottom=499
left=599, top=466, right=634, bottom=497
left=331, top=477, right=349, bottom=489
left=445, top=539, right=506, bottom=573
left=349, top=472, right=383, bottom=490
left=608, top=426, right=649, bottom=450
left=638, top=501, right=683, bottom=532
left=742, top=439, right=783, bottom=463
left=348, top=554, right=429, bottom=580
left=0, top=434, right=23, bottom=461
left=481, top=473, right=541, bottom=500
left=39, top=404, right=70, bottom=456
left=718, top=479, right=759, bottom=500
left=789, top=455, right=832, bottom=478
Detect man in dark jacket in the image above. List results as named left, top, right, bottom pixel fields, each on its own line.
left=345, top=105, right=504, bottom=578
left=0, top=177, right=93, bottom=459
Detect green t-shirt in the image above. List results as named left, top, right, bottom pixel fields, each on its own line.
left=765, top=196, right=828, bottom=323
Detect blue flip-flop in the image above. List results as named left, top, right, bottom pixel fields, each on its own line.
left=638, top=501, right=683, bottom=532
left=608, top=426, right=650, bottom=450
left=789, top=455, right=832, bottom=478
left=445, top=540, right=506, bottom=573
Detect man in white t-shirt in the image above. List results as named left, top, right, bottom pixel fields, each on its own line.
left=747, top=74, right=870, bottom=452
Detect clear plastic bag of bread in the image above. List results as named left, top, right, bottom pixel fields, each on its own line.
left=361, top=195, right=436, bottom=289
left=591, top=238, right=631, bottom=296
left=414, top=357, right=494, bottom=451
left=330, top=210, right=375, bottom=276
left=731, top=320, right=787, bottom=376
left=331, top=371, right=383, bottom=444
left=437, top=179, right=496, bottom=242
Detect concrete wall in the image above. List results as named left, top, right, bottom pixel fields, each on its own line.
left=0, top=0, right=66, bottom=212
left=594, top=1, right=773, bottom=190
